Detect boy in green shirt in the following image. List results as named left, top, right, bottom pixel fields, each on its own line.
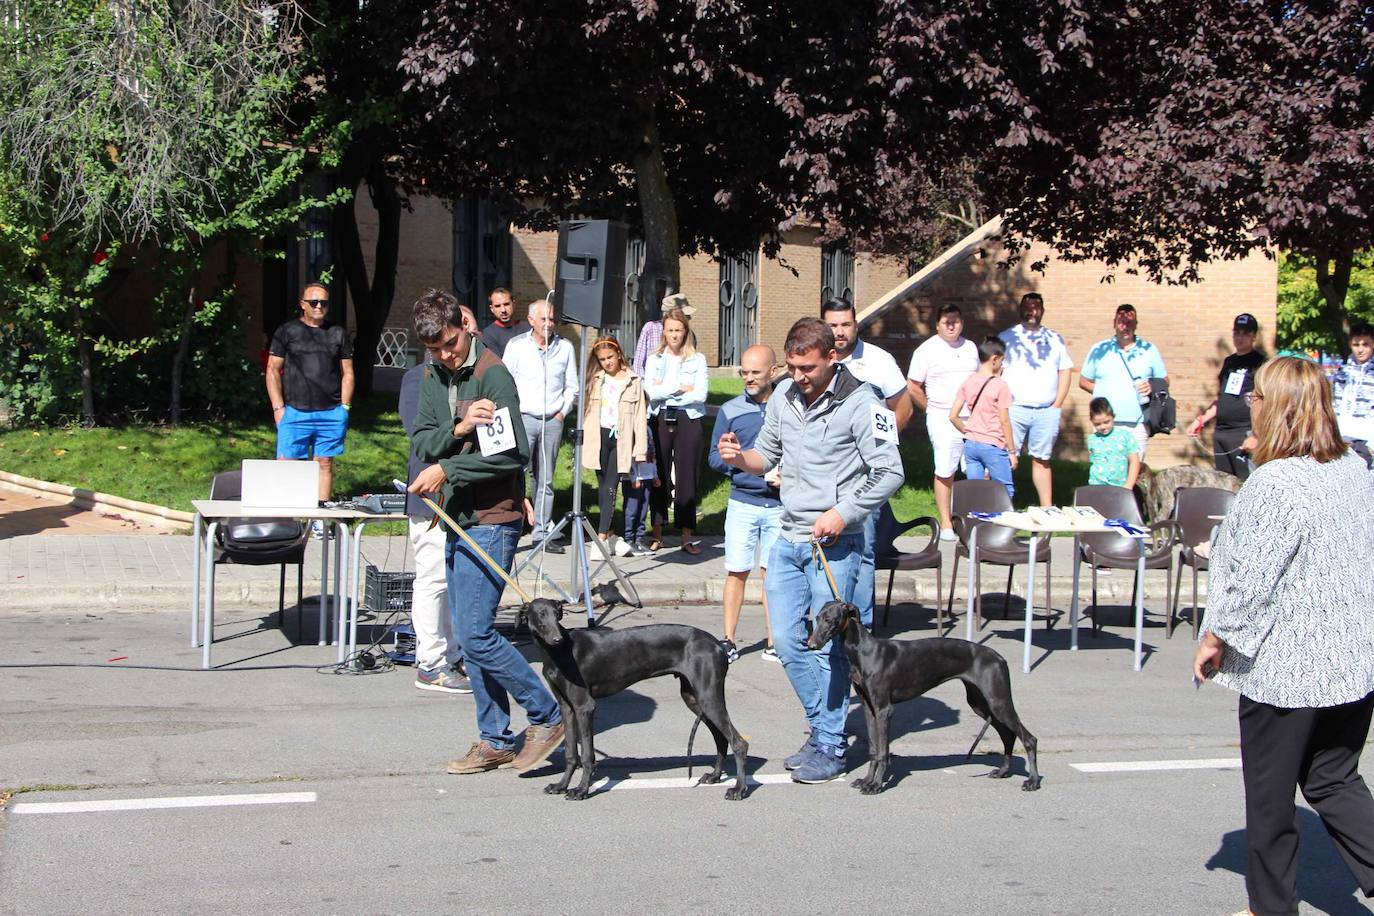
left=1087, top=397, right=1141, bottom=489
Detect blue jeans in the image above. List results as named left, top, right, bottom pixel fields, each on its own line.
left=765, top=533, right=862, bottom=758
left=964, top=439, right=1015, bottom=501
left=445, top=521, right=560, bottom=750
left=854, top=510, right=878, bottom=628
left=622, top=479, right=650, bottom=543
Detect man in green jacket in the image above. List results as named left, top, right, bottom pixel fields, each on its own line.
left=407, top=288, right=565, bottom=775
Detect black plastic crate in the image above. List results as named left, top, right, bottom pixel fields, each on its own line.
left=364, top=565, right=414, bottom=611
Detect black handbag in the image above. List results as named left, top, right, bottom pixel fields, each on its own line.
left=1144, top=378, right=1177, bottom=437
left=1116, top=350, right=1176, bottom=437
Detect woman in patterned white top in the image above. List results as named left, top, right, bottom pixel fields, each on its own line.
left=1193, top=356, right=1374, bottom=916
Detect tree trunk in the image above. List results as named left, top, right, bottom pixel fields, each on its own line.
left=168, top=286, right=196, bottom=426
left=1315, top=247, right=1354, bottom=354
left=329, top=138, right=401, bottom=400
left=631, top=101, right=681, bottom=311
left=68, top=298, right=96, bottom=426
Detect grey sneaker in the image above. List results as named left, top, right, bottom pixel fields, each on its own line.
left=720, top=638, right=739, bottom=664
left=792, top=748, right=846, bottom=784
left=630, top=539, right=654, bottom=557
left=784, top=735, right=820, bottom=771
left=416, top=666, right=472, bottom=694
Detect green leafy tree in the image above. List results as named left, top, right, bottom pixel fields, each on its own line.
left=1277, top=250, right=1374, bottom=356
left=0, top=0, right=307, bottom=424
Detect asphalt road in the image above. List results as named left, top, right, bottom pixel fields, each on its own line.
left=1, top=603, right=1369, bottom=915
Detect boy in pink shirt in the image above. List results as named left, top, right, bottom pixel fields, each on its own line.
left=950, top=337, right=1018, bottom=500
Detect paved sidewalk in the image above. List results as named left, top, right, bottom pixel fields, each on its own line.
left=0, top=524, right=1190, bottom=619
left=0, top=488, right=159, bottom=537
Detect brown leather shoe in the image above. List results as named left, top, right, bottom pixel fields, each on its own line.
left=447, top=741, right=516, bottom=775
left=511, top=722, right=566, bottom=773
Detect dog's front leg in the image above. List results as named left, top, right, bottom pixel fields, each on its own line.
left=862, top=705, right=894, bottom=795
left=852, top=687, right=880, bottom=792
left=565, top=705, right=597, bottom=801
left=545, top=697, right=578, bottom=795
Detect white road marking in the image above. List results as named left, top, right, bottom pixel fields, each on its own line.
left=590, top=772, right=796, bottom=793
left=1071, top=758, right=1242, bottom=773
left=9, top=791, right=317, bottom=814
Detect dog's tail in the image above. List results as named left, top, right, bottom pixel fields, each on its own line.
left=685, top=712, right=705, bottom=780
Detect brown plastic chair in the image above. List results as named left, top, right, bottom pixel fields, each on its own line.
left=947, top=479, right=1052, bottom=631
left=1073, top=485, right=1179, bottom=636
left=210, top=471, right=308, bottom=638
left=1170, top=486, right=1235, bottom=639
left=873, top=502, right=943, bottom=631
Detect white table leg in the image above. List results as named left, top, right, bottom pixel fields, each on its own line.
left=1070, top=534, right=1081, bottom=651
left=1134, top=537, right=1147, bottom=671
left=332, top=524, right=345, bottom=648
left=1023, top=535, right=1039, bottom=674
left=202, top=522, right=219, bottom=669
left=318, top=526, right=329, bottom=646
left=349, top=522, right=366, bottom=663
left=965, top=525, right=978, bottom=641
left=191, top=512, right=203, bottom=647
left=334, top=523, right=349, bottom=663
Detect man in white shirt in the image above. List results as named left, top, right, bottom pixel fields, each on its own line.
left=502, top=299, right=578, bottom=547
left=823, top=297, right=908, bottom=626
left=998, top=293, right=1074, bottom=506
left=907, top=304, right=979, bottom=540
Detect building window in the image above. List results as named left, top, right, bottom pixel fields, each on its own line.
left=719, top=249, right=759, bottom=365
left=452, top=196, right=512, bottom=325
left=821, top=247, right=855, bottom=306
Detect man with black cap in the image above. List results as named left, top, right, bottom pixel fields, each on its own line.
left=1188, top=313, right=1266, bottom=479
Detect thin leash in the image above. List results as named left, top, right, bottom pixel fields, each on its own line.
left=421, top=494, right=532, bottom=604
left=811, top=538, right=842, bottom=600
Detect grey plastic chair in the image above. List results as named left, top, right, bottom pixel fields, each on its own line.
left=1073, top=485, right=1179, bottom=636
left=948, top=479, right=1052, bottom=632
left=1170, top=486, right=1235, bottom=639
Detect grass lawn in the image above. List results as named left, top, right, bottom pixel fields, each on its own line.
left=0, top=388, right=1090, bottom=536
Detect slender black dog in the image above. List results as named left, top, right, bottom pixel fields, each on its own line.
left=524, top=598, right=750, bottom=800
left=807, top=600, right=1042, bottom=794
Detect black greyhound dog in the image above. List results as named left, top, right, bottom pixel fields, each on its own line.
left=523, top=598, right=750, bottom=800
left=807, top=600, right=1042, bottom=794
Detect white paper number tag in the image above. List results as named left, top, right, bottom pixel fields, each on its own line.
left=476, top=406, right=517, bottom=456
left=871, top=405, right=898, bottom=443
left=1223, top=369, right=1246, bottom=396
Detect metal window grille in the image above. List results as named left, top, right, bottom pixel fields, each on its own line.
left=719, top=249, right=760, bottom=365
left=375, top=327, right=412, bottom=368
left=820, top=247, right=855, bottom=306
left=605, top=236, right=647, bottom=351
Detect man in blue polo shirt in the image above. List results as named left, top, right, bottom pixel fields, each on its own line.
left=709, top=344, right=784, bottom=664
left=1080, top=303, right=1168, bottom=462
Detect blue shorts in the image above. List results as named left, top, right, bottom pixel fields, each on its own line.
left=723, top=498, right=783, bottom=574
left=276, top=405, right=348, bottom=459
left=1009, top=405, right=1062, bottom=460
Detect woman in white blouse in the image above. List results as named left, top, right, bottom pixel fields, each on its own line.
left=580, top=338, right=647, bottom=547
left=643, top=308, right=708, bottom=554
left=1194, top=356, right=1374, bottom=916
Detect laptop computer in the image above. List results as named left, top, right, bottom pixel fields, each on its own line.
left=240, top=459, right=320, bottom=511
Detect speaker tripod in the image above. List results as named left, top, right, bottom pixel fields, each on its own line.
left=514, top=323, right=641, bottom=625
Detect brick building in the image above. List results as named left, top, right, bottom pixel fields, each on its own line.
left=237, top=197, right=1277, bottom=466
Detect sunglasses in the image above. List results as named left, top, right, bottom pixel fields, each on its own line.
left=303, top=298, right=329, bottom=308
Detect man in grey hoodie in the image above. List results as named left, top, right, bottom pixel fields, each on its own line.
left=717, top=318, right=905, bottom=784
